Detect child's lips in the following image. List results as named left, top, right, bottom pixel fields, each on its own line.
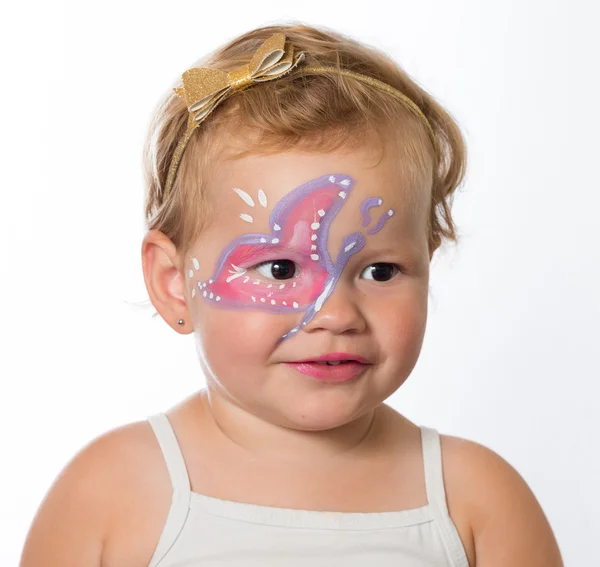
left=292, top=353, right=371, bottom=364
left=284, top=360, right=369, bottom=381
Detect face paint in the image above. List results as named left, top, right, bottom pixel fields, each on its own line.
left=367, top=208, right=395, bottom=234
left=360, top=197, right=383, bottom=226
left=189, top=173, right=395, bottom=344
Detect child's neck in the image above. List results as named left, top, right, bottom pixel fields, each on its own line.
left=201, top=386, right=388, bottom=467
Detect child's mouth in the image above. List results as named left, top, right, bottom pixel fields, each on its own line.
left=284, top=360, right=368, bottom=382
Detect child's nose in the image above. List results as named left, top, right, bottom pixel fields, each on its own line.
left=300, top=279, right=367, bottom=336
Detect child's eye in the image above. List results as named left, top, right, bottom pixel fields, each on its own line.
left=360, top=263, right=402, bottom=282
left=254, top=259, right=298, bottom=280
left=252, top=260, right=403, bottom=283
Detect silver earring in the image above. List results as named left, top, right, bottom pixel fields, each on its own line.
left=177, top=319, right=184, bottom=325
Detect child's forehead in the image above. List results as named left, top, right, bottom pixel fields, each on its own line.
left=195, top=156, right=429, bottom=267
left=209, top=147, right=428, bottom=227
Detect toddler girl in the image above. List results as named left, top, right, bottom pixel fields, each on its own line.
left=20, top=23, right=563, bottom=567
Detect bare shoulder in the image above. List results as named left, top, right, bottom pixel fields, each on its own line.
left=20, top=430, right=109, bottom=565
left=20, top=418, right=168, bottom=567
left=96, top=418, right=174, bottom=567
left=438, top=432, right=564, bottom=567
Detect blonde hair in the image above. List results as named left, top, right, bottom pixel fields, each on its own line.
left=142, top=23, right=467, bottom=270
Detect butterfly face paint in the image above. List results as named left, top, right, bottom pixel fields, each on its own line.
left=189, top=173, right=395, bottom=345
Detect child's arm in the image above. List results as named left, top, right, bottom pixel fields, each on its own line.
left=456, top=438, right=564, bottom=566
left=19, top=433, right=116, bottom=567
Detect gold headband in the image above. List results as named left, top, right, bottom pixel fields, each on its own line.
left=163, top=32, right=436, bottom=200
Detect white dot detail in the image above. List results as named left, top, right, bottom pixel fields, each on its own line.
left=311, top=254, right=319, bottom=260
left=188, top=270, right=193, bottom=278
left=216, top=296, right=221, bottom=301
left=329, top=175, right=335, bottom=183
left=239, top=213, right=253, bottom=223
left=311, top=222, right=320, bottom=230
left=209, top=292, right=214, bottom=299
left=271, top=238, right=279, bottom=244
left=260, top=237, right=266, bottom=243
left=192, top=257, right=200, bottom=270
left=270, top=300, right=276, bottom=305
left=340, top=178, right=351, bottom=186
left=317, top=209, right=325, bottom=217
left=311, top=234, right=317, bottom=241
left=273, top=223, right=281, bottom=231
left=260, top=298, right=266, bottom=302
left=293, top=302, right=299, bottom=308
left=191, top=288, right=196, bottom=297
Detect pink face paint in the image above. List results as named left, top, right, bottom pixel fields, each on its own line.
left=193, top=174, right=395, bottom=344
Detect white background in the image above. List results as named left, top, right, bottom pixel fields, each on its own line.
left=2, top=1, right=598, bottom=565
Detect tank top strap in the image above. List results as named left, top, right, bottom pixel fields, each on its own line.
left=420, top=425, right=449, bottom=515
left=146, top=412, right=192, bottom=567
left=419, top=425, right=470, bottom=567
left=147, top=412, right=192, bottom=495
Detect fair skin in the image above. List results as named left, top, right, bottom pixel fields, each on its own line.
left=147, top=140, right=433, bottom=466
left=19, top=138, right=564, bottom=567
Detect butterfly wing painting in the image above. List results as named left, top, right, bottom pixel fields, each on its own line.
left=197, top=174, right=359, bottom=312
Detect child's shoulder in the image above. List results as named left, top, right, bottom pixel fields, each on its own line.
left=97, top=404, right=193, bottom=567
left=21, top=395, right=196, bottom=567
left=434, top=428, right=563, bottom=566
left=20, top=408, right=176, bottom=567
left=385, top=406, right=562, bottom=565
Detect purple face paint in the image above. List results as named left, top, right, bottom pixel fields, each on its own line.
left=192, top=173, right=395, bottom=344
left=367, top=208, right=395, bottom=234
left=360, top=197, right=383, bottom=227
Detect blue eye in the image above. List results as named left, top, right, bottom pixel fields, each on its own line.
left=254, top=259, right=297, bottom=281
left=360, top=263, right=402, bottom=282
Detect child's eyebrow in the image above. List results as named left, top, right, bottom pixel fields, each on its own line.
left=357, top=240, right=424, bottom=258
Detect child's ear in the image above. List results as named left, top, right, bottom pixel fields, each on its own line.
left=141, top=229, right=191, bottom=334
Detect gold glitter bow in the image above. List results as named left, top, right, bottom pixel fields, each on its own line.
left=162, top=32, right=437, bottom=201
left=163, top=33, right=305, bottom=197
left=174, top=32, right=305, bottom=126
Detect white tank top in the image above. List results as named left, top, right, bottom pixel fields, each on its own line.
left=146, top=412, right=470, bottom=567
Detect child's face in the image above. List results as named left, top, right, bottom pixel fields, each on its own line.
left=186, top=141, right=431, bottom=431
